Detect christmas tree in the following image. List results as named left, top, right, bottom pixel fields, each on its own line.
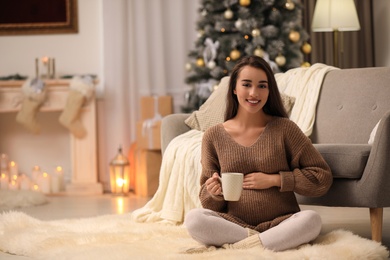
left=182, top=0, right=311, bottom=112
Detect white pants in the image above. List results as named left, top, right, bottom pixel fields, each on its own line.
left=185, top=208, right=322, bottom=251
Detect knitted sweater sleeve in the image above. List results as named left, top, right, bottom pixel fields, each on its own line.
left=199, top=126, right=227, bottom=211
left=279, top=120, right=333, bottom=197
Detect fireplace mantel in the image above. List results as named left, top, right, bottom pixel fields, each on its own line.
left=0, top=79, right=103, bottom=195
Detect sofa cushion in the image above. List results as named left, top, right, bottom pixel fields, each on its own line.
left=313, top=144, right=371, bottom=179
left=185, top=76, right=295, bottom=131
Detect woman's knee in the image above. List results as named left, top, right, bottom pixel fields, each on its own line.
left=184, top=209, right=214, bottom=234
left=184, top=208, right=202, bottom=230
left=184, top=208, right=218, bottom=245
left=296, top=210, right=322, bottom=237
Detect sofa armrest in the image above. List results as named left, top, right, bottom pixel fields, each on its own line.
left=161, top=113, right=191, bottom=155
left=297, top=110, right=390, bottom=208
left=359, top=109, right=390, bottom=206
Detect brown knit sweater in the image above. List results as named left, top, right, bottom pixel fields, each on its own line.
left=199, top=117, right=333, bottom=232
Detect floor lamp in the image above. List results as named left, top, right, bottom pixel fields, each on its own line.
left=311, top=0, right=360, bottom=68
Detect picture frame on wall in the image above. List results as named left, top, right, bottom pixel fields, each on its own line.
left=0, top=0, right=78, bottom=36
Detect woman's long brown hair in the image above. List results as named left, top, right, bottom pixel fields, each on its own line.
left=224, top=55, right=288, bottom=121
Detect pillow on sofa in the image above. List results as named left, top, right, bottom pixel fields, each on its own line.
left=184, top=77, right=229, bottom=131
left=184, top=76, right=296, bottom=131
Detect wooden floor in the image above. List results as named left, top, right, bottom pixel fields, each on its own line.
left=0, top=193, right=389, bottom=259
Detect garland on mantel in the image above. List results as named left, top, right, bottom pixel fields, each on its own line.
left=0, top=74, right=27, bottom=81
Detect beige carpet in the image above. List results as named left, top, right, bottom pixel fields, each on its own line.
left=0, top=190, right=48, bottom=210
left=0, top=212, right=388, bottom=260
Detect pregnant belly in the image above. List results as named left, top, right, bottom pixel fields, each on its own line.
left=227, top=188, right=300, bottom=226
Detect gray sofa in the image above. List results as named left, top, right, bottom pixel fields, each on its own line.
left=161, top=67, right=390, bottom=242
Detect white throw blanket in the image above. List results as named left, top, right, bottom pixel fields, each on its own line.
left=275, top=63, right=338, bottom=136
left=131, top=129, right=203, bottom=224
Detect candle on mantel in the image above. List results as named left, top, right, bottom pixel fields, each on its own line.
left=50, top=167, right=63, bottom=193
left=9, top=161, right=18, bottom=179
left=40, top=172, right=51, bottom=194
left=32, top=183, right=39, bottom=192
left=20, top=174, right=31, bottom=190
left=9, top=179, right=18, bottom=190
left=41, top=56, right=49, bottom=65
left=31, top=166, right=41, bottom=183
left=55, top=166, right=65, bottom=191
left=0, top=154, right=9, bottom=171
left=1, top=172, right=9, bottom=190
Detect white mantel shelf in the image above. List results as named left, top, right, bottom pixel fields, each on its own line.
left=0, top=79, right=103, bottom=195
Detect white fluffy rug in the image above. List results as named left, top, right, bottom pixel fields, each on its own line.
left=0, top=190, right=48, bottom=210
left=0, top=212, right=388, bottom=260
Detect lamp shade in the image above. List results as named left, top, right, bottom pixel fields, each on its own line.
left=312, top=0, right=360, bottom=32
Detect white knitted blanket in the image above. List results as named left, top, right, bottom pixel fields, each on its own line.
left=131, top=129, right=203, bottom=224
left=275, top=63, right=338, bottom=136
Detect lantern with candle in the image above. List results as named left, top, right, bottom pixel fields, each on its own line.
left=109, top=147, right=130, bottom=195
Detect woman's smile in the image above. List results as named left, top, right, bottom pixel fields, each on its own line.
left=247, top=99, right=260, bottom=105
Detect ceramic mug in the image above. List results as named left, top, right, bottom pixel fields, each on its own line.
left=219, top=172, right=244, bottom=201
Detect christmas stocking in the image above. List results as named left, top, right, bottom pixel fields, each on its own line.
left=16, top=78, right=46, bottom=134
left=59, top=76, right=94, bottom=138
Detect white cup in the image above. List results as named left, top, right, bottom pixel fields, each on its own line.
left=219, top=172, right=244, bottom=201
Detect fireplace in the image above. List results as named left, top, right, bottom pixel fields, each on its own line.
left=0, top=79, right=102, bottom=195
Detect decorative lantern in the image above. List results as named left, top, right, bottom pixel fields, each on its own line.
left=109, top=146, right=130, bottom=195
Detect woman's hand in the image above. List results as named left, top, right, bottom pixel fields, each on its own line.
left=243, top=172, right=281, bottom=190
left=205, top=172, right=222, bottom=196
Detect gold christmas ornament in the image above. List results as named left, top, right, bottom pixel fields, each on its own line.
left=285, top=0, right=295, bottom=10
left=196, top=58, right=205, bottom=67
left=275, top=54, right=286, bottom=66
left=230, top=49, right=241, bottom=61
left=239, top=0, right=251, bottom=7
left=301, top=62, right=311, bottom=68
left=301, top=42, right=312, bottom=54
left=289, top=30, right=300, bottom=42
left=254, top=47, right=264, bottom=58
left=251, top=28, right=261, bottom=37
left=224, top=8, right=233, bottom=20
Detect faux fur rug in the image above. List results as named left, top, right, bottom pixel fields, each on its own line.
left=0, top=212, right=388, bottom=260
left=0, top=190, right=48, bottom=210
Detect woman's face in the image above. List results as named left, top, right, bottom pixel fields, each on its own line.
left=234, top=65, right=269, bottom=115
